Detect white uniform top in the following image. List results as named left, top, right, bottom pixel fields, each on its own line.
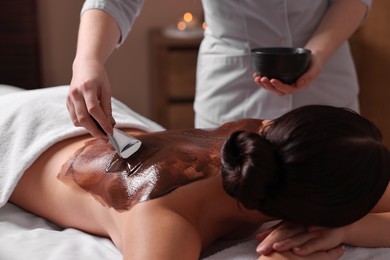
left=81, top=0, right=372, bottom=127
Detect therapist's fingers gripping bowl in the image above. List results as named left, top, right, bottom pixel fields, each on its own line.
left=251, top=47, right=312, bottom=85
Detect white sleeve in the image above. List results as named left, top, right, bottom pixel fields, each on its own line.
left=81, top=0, right=144, bottom=45
left=357, top=0, right=372, bottom=8
left=330, top=0, right=372, bottom=23
left=331, top=0, right=372, bottom=7
left=354, top=0, right=373, bottom=22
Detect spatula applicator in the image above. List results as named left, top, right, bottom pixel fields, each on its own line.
left=91, top=117, right=142, bottom=159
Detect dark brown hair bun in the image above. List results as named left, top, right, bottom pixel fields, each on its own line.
left=221, top=130, right=278, bottom=210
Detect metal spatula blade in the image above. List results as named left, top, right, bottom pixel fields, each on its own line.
left=91, top=117, right=142, bottom=159
left=108, top=128, right=142, bottom=159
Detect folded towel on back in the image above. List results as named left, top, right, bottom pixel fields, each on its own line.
left=0, top=86, right=164, bottom=208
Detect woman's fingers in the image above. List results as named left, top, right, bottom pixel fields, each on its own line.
left=256, top=228, right=274, bottom=242
left=272, top=231, right=319, bottom=252
left=256, top=223, right=281, bottom=255
left=306, top=244, right=345, bottom=260
left=291, top=228, right=346, bottom=256
left=257, top=222, right=307, bottom=255
left=326, top=244, right=346, bottom=259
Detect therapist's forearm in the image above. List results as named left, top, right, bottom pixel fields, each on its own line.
left=73, top=9, right=121, bottom=67
left=304, top=0, right=368, bottom=65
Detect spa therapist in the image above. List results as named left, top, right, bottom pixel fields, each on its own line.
left=66, top=0, right=371, bottom=135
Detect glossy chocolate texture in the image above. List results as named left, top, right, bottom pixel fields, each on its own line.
left=58, top=119, right=263, bottom=211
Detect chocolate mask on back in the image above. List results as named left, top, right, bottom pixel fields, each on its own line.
left=58, top=119, right=263, bottom=211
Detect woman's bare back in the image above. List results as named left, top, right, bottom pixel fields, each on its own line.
left=9, top=118, right=267, bottom=258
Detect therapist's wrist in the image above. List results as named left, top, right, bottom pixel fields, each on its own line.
left=305, top=48, right=326, bottom=70
left=72, top=57, right=104, bottom=72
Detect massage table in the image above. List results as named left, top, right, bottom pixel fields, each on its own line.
left=0, top=85, right=389, bottom=259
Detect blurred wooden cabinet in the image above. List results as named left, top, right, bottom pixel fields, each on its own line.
left=349, top=0, right=390, bottom=147
left=0, top=0, right=41, bottom=89
left=149, top=29, right=202, bottom=129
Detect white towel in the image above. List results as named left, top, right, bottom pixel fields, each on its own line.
left=0, top=86, right=164, bottom=208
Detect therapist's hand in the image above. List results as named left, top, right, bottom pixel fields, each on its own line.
left=67, top=59, right=115, bottom=138
left=253, top=51, right=323, bottom=96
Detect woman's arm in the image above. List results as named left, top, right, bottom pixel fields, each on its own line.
left=263, top=213, right=390, bottom=257
left=257, top=183, right=390, bottom=255
left=258, top=245, right=344, bottom=260
left=293, top=184, right=390, bottom=253
left=339, top=213, right=390, bottom=248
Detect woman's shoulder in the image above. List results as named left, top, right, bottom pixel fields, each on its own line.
left=216, top=118, right=264, bottom=133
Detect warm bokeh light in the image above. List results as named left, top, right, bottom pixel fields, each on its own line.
left=174, top=12, right=204, bottom=33
left=202, top=22, right=207, bottom=30
left=177, top=21, right=187, bottom=31
left=183, top=12, right=193, bottom=22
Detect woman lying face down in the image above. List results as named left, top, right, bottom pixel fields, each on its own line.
left=57, top=116, right=264, bottom=212
left=222, top=105, right=390, bottom=228
left=9, top=105, right=390, bottom=260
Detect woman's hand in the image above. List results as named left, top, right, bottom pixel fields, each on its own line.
left=271, top=226, right=346, bottom=256
left=256, top=221, right=307, bottom=255
left=67, top=59, right=115, bottom=138
left=257, top=221, right=347, bottom=256
left=252, top=50, right=322, bottom=96
left=258, top=244, right=345, bottom=260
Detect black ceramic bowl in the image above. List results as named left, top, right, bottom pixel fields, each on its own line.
left=251, top=47, right=311, bottom=84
